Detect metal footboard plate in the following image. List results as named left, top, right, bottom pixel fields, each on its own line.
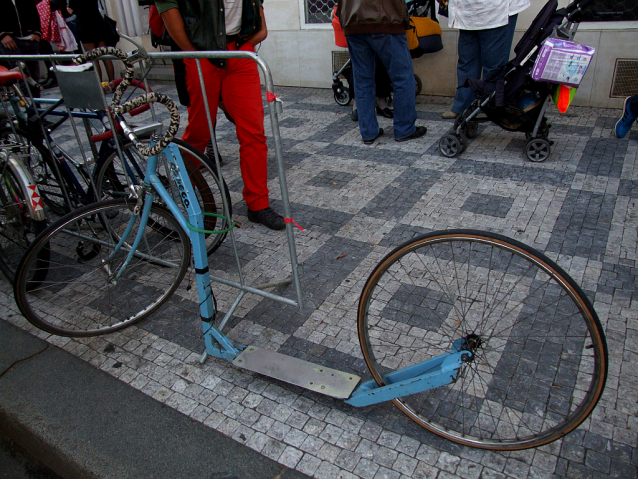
left=233, top=346, right=361, bottom=399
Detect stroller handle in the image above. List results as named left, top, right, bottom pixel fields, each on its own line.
left=566, top=0, right=593, bottom=15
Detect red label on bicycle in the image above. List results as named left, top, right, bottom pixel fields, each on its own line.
left=27, top=185, right=44, bottom=212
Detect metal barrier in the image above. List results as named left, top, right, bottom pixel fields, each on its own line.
left=0, top=48, right=305, bottom=333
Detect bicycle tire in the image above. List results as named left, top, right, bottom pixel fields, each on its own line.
left=0, top=161, right=48, bottom=284
left=358, top=229, right=607, bottom=450
left=95, top=138, right=232, bottom=255
left=0, top=127, right=72, bottom=215
left=14, top=198, right=191, bottom=337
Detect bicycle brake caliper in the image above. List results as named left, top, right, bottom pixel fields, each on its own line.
left=128, top=185, right=144, bottom=215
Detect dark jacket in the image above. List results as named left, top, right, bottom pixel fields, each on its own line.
left=0, top=0, right=42, bottom=41
left=336, top=0, right=409, bottom=36
left=154, top=0, right=262, bottom=67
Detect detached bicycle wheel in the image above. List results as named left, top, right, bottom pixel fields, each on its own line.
left=95, top=138, right=232, bottom=255
left=14, top=199, right=191, bottom=337
left=358, top=230, right=607, bottom=450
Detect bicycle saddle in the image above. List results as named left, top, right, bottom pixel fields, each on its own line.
left=0, top=66, right=24, bottom=86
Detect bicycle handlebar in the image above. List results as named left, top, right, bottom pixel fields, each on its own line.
left=73, top=47, right=180, bottom=157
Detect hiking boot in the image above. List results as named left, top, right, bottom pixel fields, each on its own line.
left=395, top=126, right=427, bottom=142
left=442, top=111, right=458, bottom=119
left=615, top=96, right=637, bottom=138
left=363, top=128, right=384, bottom=145
left=247, top=207, right=285, bottom=230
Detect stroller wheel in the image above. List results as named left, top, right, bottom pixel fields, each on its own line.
left=439, top=134, right=462, bottom=158
left=414, top=74, right=423, bottom=96
left=334, top=89, right=351, bottom=106
left=525, top=138, right=551, bottom=162
left=465, top=121, right=479, bottom=139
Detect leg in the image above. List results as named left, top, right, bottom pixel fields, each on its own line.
left=373, top=34, right=417, bottom=139
left=346, top=35, right=380, bottom=141
left=96, top=41, right=114, bottom=81
left=181, top=59, right=223, bottom=154
left=505, top=14, right=518, bottom=60
left=83, top=42, right=102, bottom=81
left=477, top=22, right=511, bottom=83
left=12, top=39, right=41, bottom=97
left=37, top=40, right=56, bottom=82
left=220, top=42, right=270, bottom=212
left=374, top=56, right=392, bottom=99
left=452, top=30, right=482, bottom=114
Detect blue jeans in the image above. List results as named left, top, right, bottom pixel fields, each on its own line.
left=346, top=34, right=416, bottom=141
left=452, top=15, right=518, bottom=114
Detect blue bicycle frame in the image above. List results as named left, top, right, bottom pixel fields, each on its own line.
left=112, top=138, right=473, bottom=407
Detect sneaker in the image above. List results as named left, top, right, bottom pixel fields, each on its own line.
left=442, top=111, right=458, bottom=119
left=395, top=126, right=427, bottom=142
left=615, top=96, right=637, bottom=138
left=363, top=128, right=384, bottom=145
left=247, top=207, right=285, bottom=230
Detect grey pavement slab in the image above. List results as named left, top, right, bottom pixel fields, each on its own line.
left=1, top=85, right=638, bottom=479
left=0, top=321, right=309, bottom=479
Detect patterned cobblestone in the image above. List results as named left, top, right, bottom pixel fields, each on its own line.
left=1, top=85, right=638, bottom=478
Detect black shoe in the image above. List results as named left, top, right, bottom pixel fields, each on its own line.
left=376, top=106, right=394, bottom=118
left=363, top=128, right=384, bottom=145
left=351, top=109, right=358, bottom=122
left=395, top=126, right=427, bottom=142
left=247, top=207, right=285, bottom=230
left=40, top=78, right=58, bottom=90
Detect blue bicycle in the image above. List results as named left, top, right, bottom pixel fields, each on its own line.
left=13, top=48, right=607, bottom=451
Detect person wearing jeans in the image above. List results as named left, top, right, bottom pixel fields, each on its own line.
left=441, top=0, right=530, bottom=120
left=337, top=0, right=427, bottom=144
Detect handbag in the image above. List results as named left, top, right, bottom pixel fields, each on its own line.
left=406, top=17, right=443, bottom=58
left=99, top=0, right=120, bottom=46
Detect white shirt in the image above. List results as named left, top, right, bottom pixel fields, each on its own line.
left=224, top=0, right=243, bottom=35
left=510, top=0, right=531, bottom=16
left=447, top=0, right=530, bottom=30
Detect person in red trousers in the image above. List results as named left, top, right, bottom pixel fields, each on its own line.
left=155, top=0, right=285, bottom=230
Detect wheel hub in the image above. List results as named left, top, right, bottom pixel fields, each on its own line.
left=461, top=333, right=483, bottom=362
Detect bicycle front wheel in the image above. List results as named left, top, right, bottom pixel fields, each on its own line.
left=358, top=230, right=607, bottom=450
left=95, top=138, right=232, bottom=255
left=14, top=199, right=191, bottom=337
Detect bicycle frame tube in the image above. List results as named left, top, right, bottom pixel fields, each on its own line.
left=126, top=141, right=241, bottom=360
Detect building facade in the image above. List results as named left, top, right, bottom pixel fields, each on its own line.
left=118, top=0, right=638, bottom=108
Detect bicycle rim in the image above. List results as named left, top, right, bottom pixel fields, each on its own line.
left=14, top=199, right=191, bottom=337
left=95, top=138, right=232, bottom=255
left=358, top=230, right=607, bottom=450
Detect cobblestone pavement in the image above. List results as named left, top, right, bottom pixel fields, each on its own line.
left=2, top=84, right=638, bottom=479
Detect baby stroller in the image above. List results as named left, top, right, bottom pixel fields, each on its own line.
left=331, top=0, right=441, bottom=106
left=438, top=0, right=594, bottom=162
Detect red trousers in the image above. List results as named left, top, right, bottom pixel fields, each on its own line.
left=182, top=42, right=269, bottom=211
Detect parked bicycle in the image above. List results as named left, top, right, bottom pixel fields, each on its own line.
left=0, top=56, right=231, bottom=255
left=0, top=67, right=49, bottom=283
